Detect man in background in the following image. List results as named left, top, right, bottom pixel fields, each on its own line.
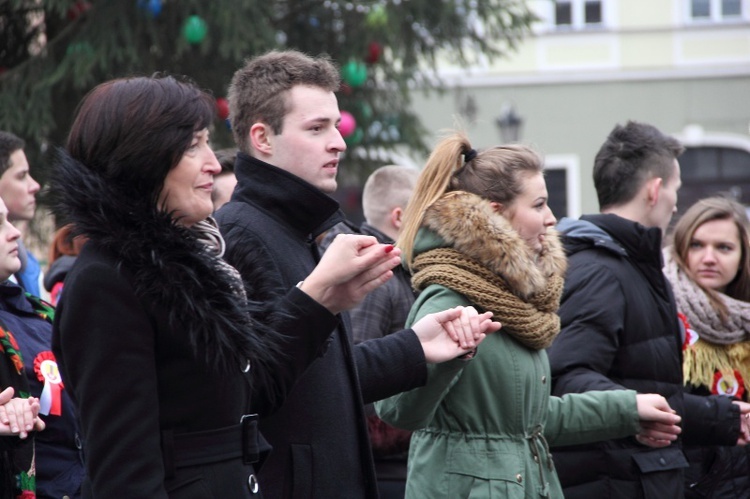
left=0, top=131, right=42, bottom=296
left=548, top=121, right=749, bottom=498
left=212, top=148, right=238, bottom=212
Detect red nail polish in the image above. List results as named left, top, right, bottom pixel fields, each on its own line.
left=384, top=244, right=394, bottom=253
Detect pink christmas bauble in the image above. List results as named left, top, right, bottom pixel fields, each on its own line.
left=339, top=111, right=357, bottom=138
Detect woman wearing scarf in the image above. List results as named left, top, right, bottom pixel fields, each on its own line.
left=376, top=132, right=684, bottom=499
left=664, top=196, right=750, bottom=498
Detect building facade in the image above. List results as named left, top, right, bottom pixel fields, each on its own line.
left=410, top=0, right=750, bottom=217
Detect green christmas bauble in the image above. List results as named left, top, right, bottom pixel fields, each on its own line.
left=357, top=101, right=373, bottom=121
left=341, top=61, right=368, bottom=88
left=366, top=5, right=388, bottom=28
left=66, top=41, right=94, bottom=57
left=183, top=15, right=207, bottom=44
left=344, top=127, right=364, bottom=146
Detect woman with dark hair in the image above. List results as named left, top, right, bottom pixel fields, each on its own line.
left=664, top=196, right=750, bottom=498
left=376, top=132, right=684, bottom=499
left=48, top=76, right=493, bottom=498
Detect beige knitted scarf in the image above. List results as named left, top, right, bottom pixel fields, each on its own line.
left=412, top=249, right=563, bottom=350
left=411, top=191, right=568, bottom=351
left=663, top=248, right=750, bottom=390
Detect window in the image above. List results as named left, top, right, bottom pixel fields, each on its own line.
left=545, top=169, right=569, bottom=218
left=677, top=145, right=750, bottom=217
left=585, top=1, right=602, bottom=24
left=723, top=0, right=742, bottom=16
left=555, top=2, right=572, bottom=26
left=691, top=0, right=711, bottom=17
left=544, top=155, right=581, bottom=219
left=689, top=0, right=744, bottom=21
left=554, top=0, right=603, bottom=30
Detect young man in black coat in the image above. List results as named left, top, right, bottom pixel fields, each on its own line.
left=216, top=50, right=495, bottom=499
left=547, top=121, right=750, bottom=498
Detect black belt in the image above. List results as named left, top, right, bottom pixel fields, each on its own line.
left=162, top=414, right=260, bottom=478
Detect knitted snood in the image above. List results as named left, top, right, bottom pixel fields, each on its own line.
left=412, top=248, right=563, bottom=350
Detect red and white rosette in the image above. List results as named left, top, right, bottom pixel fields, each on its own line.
left=678, top=312, right=699, bottom=350
left=34, top=351, right=64, bottom=416
left=712, top=369, right=746, bottom=399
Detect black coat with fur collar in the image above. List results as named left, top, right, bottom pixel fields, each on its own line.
left=49, top=151, right=334, bottom=498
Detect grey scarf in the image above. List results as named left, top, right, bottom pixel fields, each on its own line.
left=191, top=217, right=247, bottom=301
left=663, top=248, right=750, bottom=345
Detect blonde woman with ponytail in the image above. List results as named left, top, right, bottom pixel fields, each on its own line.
left=375, top=132, right=683, bottom=499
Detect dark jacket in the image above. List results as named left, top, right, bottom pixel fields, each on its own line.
left=0, top=306, right=35, bottom=499
left=0, top=284, right=84, bottom=498
left=547, top=214, right=739, bottom=499
left=50, top=151, right=333, bottom=498
left=215, top=153, right=428, bottom=499
left=321, top=222, right=416, bottom=482
left=683, top=384, right=750, bottom=498
left=43, top=254, right=77, bottom=304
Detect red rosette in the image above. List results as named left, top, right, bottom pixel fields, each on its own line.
left=677, top=312, right=699, bottom=350
left=712, top=370, right=746, bottom=399
left=34, top=351, right=64, bottom=416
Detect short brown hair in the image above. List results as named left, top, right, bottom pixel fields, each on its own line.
left=227, top=50, right=340, bottom=154
left=593, top=121, right=684, bottom=210
left=362, top=165, right=420, bottom=228
left=0, top=131, right=25, bottom=176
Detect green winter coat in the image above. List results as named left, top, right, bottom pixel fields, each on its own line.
left=375, top=191, right=642, bottom=498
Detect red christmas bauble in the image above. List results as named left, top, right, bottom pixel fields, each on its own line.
left=365, top=42, right=382, bottom=64
left=67, top=1, right=92, bottom=20
left=216, top=97, right=230, bottom=121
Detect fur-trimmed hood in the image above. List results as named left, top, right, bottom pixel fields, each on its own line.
left=417, top=190, right=567, bottom=298
left=48, top=149, right=280, bottom=372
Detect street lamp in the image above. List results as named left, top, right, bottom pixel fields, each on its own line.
left=495, top=103, right=523, bottom=143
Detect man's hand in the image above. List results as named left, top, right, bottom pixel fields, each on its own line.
left=412, top=306, right=501, bottom=363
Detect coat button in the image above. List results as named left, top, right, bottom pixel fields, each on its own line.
left=659, top=457, right=666, bottom=466
left=533, top=455, right=539, bottom=463
left=74, top=433, right=83, bottom=449
left=242, top=360, right=251, bottom=373
left=516, top=473, right=523, bottom=483
left=541, top=376, right=547, bottom=384
left=248, top=474, right=259, bottom=494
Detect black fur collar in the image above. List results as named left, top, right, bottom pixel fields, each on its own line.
left=49, top=149, right=280, bottom=372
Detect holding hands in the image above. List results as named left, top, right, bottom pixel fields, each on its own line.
left=732, top=401, right=750, bottom=445
left=412, top=306, right=501, bottom=363
left=0, top=387, right=45, bottom=438
left=302, top=236, right=501, bottom=358
left=302, top=235, right=402, bottom=315
left=634, top=394, right=681, bottom=448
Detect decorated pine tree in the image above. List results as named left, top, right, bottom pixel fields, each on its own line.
left=0, top=0, right=534, bottom=184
